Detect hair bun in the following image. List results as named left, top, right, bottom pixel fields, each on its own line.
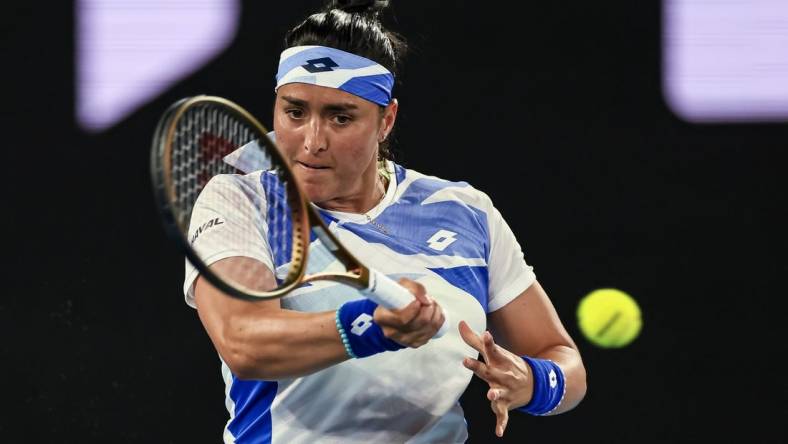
left=328, top=0, right=389, bottom=14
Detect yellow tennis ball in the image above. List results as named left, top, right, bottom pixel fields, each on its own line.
left=577, top=288, right=642, bottom=348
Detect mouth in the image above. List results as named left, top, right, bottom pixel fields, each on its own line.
left=295, top=160, right=330, bottom=171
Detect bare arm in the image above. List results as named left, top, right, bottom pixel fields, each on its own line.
left=488, top=280, right=587, bottom=414
left=194, top=256, right=348, bottom=380
left=194, top=256, right=444, bottom=380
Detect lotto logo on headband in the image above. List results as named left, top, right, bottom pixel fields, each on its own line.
left=303, top=57, right=339, bottom=73
left=275, top=45, right=394, bottom=106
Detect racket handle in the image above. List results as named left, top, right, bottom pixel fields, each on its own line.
left=362, top=269, right=449, bottom=338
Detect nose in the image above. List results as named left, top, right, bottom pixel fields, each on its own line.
left=304, top=117, right=327, bottom=155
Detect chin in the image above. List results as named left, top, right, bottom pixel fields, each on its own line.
left=302, top=184, right=331, bottom=204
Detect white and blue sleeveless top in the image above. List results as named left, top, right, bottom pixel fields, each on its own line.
left=183, top=157, right=536, bottom=443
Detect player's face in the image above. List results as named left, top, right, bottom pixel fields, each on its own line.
left=273, top=83, right=396, bottom=211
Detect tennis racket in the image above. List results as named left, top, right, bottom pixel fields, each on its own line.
left=151, top=95, right=448, bottom=338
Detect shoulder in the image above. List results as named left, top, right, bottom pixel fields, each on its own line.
left=393, top=163, right=495, bottom=214
left=202, top=170, right=264, bottom=192
left=196, top=171, right=265, bottom=205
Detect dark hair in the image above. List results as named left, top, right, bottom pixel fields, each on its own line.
left=283, top=0, right=407, bottom=160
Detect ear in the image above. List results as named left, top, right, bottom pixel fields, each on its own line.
left=379, top=98, right=399, bottom=142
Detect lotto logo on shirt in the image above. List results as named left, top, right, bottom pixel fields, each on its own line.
left=190, top=217, right=225, bottom=244
left=427, top=229, right=458, bottom=251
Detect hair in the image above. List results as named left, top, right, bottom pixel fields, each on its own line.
left=283, top=0, right=407, bottom=161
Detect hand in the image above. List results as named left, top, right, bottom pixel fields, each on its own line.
left=373, top=278, right=445, bottom=348
left=459, top=320, right=534, bottom=438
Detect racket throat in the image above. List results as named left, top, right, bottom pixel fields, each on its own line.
left=312, top=225, right=340, bottom=252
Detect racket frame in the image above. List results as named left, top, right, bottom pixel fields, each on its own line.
left=151, top=95, right=375, bottom=301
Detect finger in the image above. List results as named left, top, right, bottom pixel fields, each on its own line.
left=396, top=310, right=439, bottom=348
left=462, top=357, right=508, bottom=386
left=402, top=300, right=425, bottom=325
left=414, top=301, right=445, bottom=343
left=487, top=387, right=506, bottom=402
left=458, top=320, right=484, bottom=354
left=397, top=278, right=432, bottom=305
left=462, top=357, right=505, bottom=385
left=407, top=300, right=437, bottom=330
left=462, top=356, right=485, bottom=377
left=409, top=300, right=442, bottom=340
left=374, top=298, right=421, bottom=327
left=430, top=300, right=445, bottom=331
left=482, top=330, right=504, bottom=364
left=492, top=403, right=509, bottom=437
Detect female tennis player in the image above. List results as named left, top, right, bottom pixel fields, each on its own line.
left=185, top=1, right=586, bottom=442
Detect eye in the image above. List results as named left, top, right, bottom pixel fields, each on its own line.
left=333, top=114, right=352, bottom=125
left=285, top=108, right=304, bottom=119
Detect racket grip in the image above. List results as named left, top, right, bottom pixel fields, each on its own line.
left=362, top=269, right=449, bottom=338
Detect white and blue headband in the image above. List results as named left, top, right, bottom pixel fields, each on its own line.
left=275, top=45, right=394, bottom=106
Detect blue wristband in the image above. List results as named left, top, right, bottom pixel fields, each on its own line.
left=517, top=356, right=566, bottom=416
left=337, top=299, right=405, bottom=358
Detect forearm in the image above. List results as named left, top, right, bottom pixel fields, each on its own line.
left=194, top=260, right=351, bottom=380
left=535, top=345, right=587, bottom=414
left=487, top=282, right=587, bottom=415
left=195, top=264, right=441, bottom=380
left=213, top=308, right=348, bottom=380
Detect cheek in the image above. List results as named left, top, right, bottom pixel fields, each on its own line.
left=352, top=124, right=380, bottom=154
left=335, top=136, right=377, bottom=170
left=272, top=117, right=300, bottom=157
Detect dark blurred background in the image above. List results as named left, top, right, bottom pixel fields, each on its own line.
left=4, top=1, right=787, bottom=442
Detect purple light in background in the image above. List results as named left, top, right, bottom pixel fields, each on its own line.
left=663, top=0, right=788, bottom=122
left=77, top=0, right=240, bottom=132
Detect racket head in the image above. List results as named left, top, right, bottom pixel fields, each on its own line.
left=151, top=95, right=310, bottom=300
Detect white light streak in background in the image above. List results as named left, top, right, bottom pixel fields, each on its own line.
left=77, top=0, right=240, bottom=132
left=663, top=0, right=788, bottom=122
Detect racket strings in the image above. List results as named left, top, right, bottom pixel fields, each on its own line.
left=168, top=102, right=306, bottom=293
left=171, top=105, right=256, bottom=226
left=261, top=171, right=297, bottom=284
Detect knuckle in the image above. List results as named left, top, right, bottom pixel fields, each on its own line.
left=510, top=370, right=525, bottom=384
left=406, top=335, right=427, bottom=348
left=372, top=306, right=385, bottom=323
left=409, top=309, right=431, bottom=327
left=399, top=307, right=419, bottom=325
left=421, top=306, right=436, bottom=322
